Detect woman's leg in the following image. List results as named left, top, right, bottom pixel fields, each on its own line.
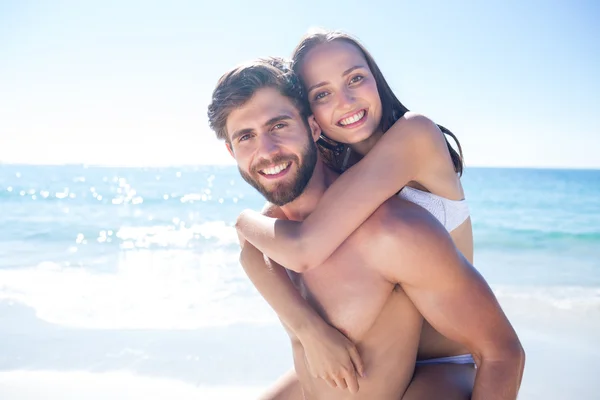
left=259, top=362, right=475, bottom=400
left=402, top=363, right=476, bottom=400
left=259, top=369, right=304, bottom=400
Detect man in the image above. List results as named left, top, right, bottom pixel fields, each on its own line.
left=207, top=57, right=525, bottom=399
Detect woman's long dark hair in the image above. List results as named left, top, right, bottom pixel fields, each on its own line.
left=291, top=29, right=464, bottom=176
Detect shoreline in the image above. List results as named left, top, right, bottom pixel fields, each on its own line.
left=0, top=370, right=265, bottom=400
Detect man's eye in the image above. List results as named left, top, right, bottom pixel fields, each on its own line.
left=239, top=134, right=251, bottom=142
left=273, top=123, right=286, bottom=130
left=314, top=92, right=329, bottom=101
left=349, top=75, right=364, bottom=84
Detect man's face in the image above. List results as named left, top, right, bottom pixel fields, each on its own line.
left=225, top=87, right=321, bottom=206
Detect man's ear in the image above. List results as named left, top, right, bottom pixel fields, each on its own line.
left=225, top=142, right=235, bottom=158
left=307, top=115, right=322, bottom=143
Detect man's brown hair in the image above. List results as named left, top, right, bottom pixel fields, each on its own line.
left=207, top=57, right=310, bottom=142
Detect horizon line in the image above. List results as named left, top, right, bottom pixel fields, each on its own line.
left=1, top=162, right=599, bottom=172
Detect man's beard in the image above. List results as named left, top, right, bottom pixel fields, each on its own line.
left=239, top=139, right=318, bottom=206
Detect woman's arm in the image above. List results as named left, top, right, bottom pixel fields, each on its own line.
left=236, top=114, right=452, bottom=272
left=238, top=205, right=365, bottom=392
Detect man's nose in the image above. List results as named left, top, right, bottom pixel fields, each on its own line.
left=257, top=134, right=280, bottom=159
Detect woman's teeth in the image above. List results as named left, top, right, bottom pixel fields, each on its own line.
left=339, top=110, right=365, bottom=126
left=261, top=162, right=290, bottom=175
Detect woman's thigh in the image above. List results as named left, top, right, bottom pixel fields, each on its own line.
left=259, top=363, right=475, bottom=400
left=401, top=363, right=476, bottom=400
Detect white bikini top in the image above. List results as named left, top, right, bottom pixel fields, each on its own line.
left=398, top=186, right=470, bottom=232
left=339, top=147, right=470, bottom=232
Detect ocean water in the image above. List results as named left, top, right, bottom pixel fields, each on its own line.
left=1, top=164, right=599, bottom=399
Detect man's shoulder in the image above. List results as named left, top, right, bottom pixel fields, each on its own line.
left=364, top=196, right=447, bottom=248
left=360, top=197, right=455, bottom=283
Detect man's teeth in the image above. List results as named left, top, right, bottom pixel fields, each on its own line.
left=339, top=110, right=365, bottom=126
left=261, top=162, right=289, bottom=175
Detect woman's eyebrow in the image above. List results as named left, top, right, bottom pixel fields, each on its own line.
left=341, top=65, right=365, bottom=77
left=306, top=65, right=367, bottom=94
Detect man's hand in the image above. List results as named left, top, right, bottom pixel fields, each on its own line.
left=297, top=321, right=366, bottom=394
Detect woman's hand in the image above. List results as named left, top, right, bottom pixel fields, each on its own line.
left=298, top=322, right=366, bottom=393
left=236, top=209, right=311, bottom=272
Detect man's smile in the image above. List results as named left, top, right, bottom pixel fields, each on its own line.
left=258, top=161, right=292, bottom=179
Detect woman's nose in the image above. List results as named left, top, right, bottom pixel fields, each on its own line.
left=338, top=87, right=356, bottom=108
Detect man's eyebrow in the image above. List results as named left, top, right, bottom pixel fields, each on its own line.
left=230, top=128, right=252, bottom=142
left=230, top=115, right=293, bottom=142
left=306, top=65, right=367, bottom=94
left=264, top=115, right=293, bottom=127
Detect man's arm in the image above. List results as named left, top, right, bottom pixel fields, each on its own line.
left=236, top=203, right=365, bottom=392
left=238, top=203, right=333, bottom=337
left=374, top=202, right=525, bottom=400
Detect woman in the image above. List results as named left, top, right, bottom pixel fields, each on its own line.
left=237, top=29, right=475, bottom=399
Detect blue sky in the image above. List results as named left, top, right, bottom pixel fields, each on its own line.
left=1, top=0, right=598, bottom=168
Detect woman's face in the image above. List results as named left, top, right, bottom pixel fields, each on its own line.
left=299, top=40, right=383, bottom=147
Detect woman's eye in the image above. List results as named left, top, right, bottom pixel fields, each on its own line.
left=349, top=75, right=364, bottom=84
left=314, top=91, right=329, bottom=101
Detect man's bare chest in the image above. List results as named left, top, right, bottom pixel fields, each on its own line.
left=289, top=249, right=395, bottom=340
